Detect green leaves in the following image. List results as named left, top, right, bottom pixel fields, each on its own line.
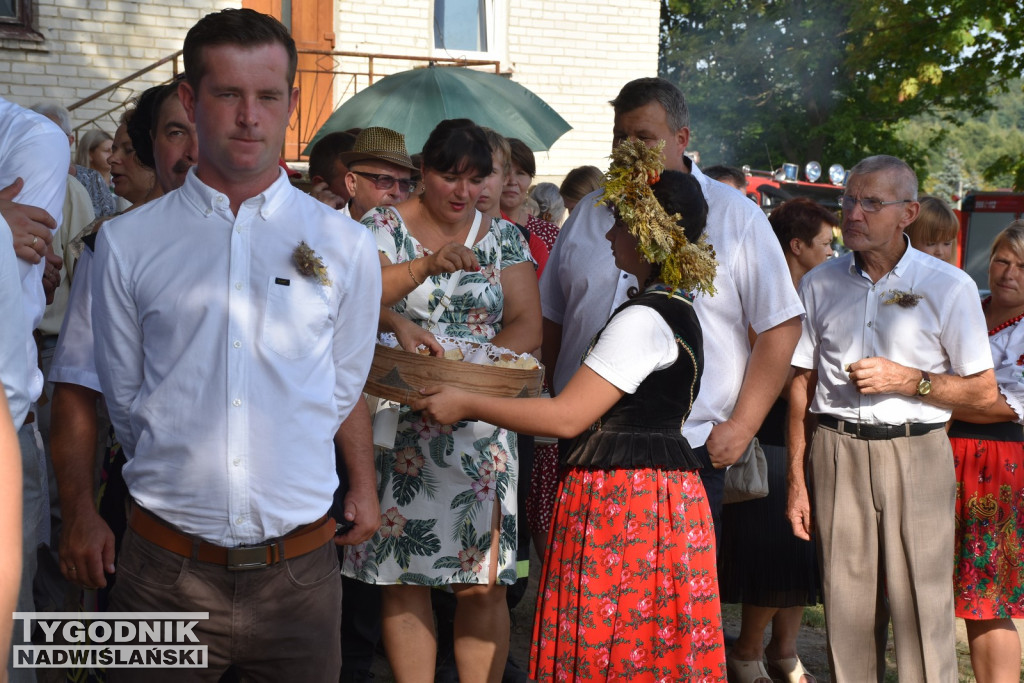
left=660, top=0, right=1024, bottom=179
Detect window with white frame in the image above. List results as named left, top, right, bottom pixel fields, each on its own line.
left=433, top=0, right=505, bottom=58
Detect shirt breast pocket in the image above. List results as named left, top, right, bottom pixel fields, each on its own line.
left=262, top=276, right=331, bottom=359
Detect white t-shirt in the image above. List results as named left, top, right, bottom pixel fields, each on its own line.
left=583, top=304, right=678, bottom=393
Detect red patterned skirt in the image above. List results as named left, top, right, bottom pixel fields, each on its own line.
left=952, top=436, right=1024, bottom=620
left=529, top=467, right=725, bottom=682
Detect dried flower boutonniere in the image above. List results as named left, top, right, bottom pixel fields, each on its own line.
left=883, top=289, right=922, bottom=308
left=292, top=241, right=331, bottom=286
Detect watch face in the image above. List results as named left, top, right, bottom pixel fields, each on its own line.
left=918, top=380, right=932, bottom=396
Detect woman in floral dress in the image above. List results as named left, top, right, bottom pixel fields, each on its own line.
left=414, top=143, right=726, bottom=682
left=950, top=221, right=1024, bottom=682
left=342, top=119, right=541, bottom=683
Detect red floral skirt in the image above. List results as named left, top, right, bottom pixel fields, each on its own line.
left=529, top=467, right=725, bottom=682
left=952, top=436, right=1024, bottom=620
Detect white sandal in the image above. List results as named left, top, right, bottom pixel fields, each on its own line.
left=726, top=652, right=772, bottom=683
left=767, top=656, right=817, bottom=683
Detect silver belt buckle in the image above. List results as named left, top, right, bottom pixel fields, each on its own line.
left=226, top=545, right=269, bottom=571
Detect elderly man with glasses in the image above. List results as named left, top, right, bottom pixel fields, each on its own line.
left=786, top=154, right=997, bottom=681
left=338, top=127, right=418, bottom=221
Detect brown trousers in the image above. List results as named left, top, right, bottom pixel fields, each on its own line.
left=107, top=526, right=342, bottom=682
left=810, top=425, right=956, bottom=683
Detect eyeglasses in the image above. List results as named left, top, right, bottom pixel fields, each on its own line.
left=351, top=171, right=417, bottom=194
left=840, top=196, right=913, bottom=213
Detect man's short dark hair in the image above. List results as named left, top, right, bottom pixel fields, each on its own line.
left=127, top=84, right=162, bottom=170
left=183, top=8, right=297, bottom=90
left=149, top=76, right=186, bottom=139
left=704, top=165, right=746, bottom=190
left=308, top=130, right=360, bottom=183
left=610, top=77, right=689, bottom=131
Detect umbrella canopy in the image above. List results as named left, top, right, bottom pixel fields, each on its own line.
left=304, top=66, right=572, bottom=156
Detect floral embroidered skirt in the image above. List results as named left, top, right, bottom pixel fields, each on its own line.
left=952, top=436, right=1024, bottom=620
left=530, top=467, right=725, bottom=682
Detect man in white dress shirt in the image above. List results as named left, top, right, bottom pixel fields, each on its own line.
left=90, top=9, right=381, bottom=680
left=786, top=155, right=996, bottom=681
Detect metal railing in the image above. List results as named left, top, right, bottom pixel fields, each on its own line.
left=68, top=49, right=501, bottom=162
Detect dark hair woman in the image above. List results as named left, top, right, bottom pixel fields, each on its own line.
left=342, top=118, right=542, bottom=683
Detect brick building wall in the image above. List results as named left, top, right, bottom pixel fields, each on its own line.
left=0, top=0, right=660, bottom=182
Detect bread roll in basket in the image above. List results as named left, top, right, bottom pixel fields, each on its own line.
left=364, top=334, right=544, bottom=405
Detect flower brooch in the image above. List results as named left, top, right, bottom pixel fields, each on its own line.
left=883, top=289, right=922, bottom=308
left=292, top=241, right=331, bottom=286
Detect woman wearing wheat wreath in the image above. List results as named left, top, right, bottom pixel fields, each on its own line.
left=415, top=140, right=725, bottom=681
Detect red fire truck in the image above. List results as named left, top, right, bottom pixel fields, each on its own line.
left=738, top=163, right=845, bottom=214
left=957, top=192, right=1024, bottom=294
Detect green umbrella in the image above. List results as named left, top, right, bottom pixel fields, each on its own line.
left=303, top=65, right=572, bottom=156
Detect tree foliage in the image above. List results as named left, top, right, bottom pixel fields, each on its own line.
left=659, top=0, right=1024, bottom=182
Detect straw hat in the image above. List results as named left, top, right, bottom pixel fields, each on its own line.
left=338, top=127, right=418, bottom=171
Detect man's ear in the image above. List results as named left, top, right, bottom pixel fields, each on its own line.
left=675, top=126, right=690, bottom=153
left=178, top=81, right=197, bottom=124
left=345, top=172, right=358, bottom=199
left=790, top=237, right=804, bottom=256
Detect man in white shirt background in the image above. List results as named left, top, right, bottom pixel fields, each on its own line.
left=786, top=155, right=996, bottom=681
left=89, top=9, right=381, bottom=680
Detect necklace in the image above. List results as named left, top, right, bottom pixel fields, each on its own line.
left=982, top=296, right=1024, bottom=336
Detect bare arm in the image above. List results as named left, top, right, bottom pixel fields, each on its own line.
left=333, top=399, right=380, bottom=546
left=411, top=364, right=624, bottom=439
left=952, top=391, right=1018, bottom=423
left=0, top=382, right=21, bottom=672
left=379, top=246, right=480, bottom=307
left=708, top=316, right=802, bottom=467
left=786, top=368, right=817, bottom=541
left=50, top=382, right=115, bottom=589
left=489, top=261, right=542, bottom=355
left=847, top=358, right=997, bottom=412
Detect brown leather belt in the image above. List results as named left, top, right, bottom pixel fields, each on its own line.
left=129, top=506, right=336, bottom=571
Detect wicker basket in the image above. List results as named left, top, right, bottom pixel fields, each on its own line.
left=364, top=344, right=544, bottom=405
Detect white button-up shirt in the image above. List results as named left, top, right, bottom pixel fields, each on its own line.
left=792, top=241, right=993, bottom=424
left=0, top=98, right=69, bottom=419
left=92, top=168, right=381, bottom=545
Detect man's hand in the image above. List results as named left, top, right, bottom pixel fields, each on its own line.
left=309, top=181, right=346, bottom=210
left=42, top=246, right=62, bottom=304
left=334, top=486, right=381, bottom=546
left=786, top=478, right=814, bottom=541
left=59, top=503, right=116, bottom=589
left=847, top=357, right=917, bottom=396
left=707, top=418, right=756, bottom=468
left=0, top=177, right=56, bottom=263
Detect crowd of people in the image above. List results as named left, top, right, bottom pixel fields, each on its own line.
left=0, top=6, right=1022, bottom=683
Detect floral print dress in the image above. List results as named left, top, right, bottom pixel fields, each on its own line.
left=342, top=207, right=534, bottom=586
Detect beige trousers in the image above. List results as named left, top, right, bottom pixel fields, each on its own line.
left=810, top=425, right=957, bottom=683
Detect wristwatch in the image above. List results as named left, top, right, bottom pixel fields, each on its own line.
left=916, top=370, right=932, bottom=396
